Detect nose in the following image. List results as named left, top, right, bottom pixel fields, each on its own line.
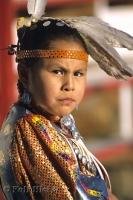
left=62, top=74, right=75, bottom=91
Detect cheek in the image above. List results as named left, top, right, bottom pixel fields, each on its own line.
left=76, top=80, right=86, bottom=102
left=38, top=78, right=59, bottom=104
left=28, top=74, right=45, bottom=101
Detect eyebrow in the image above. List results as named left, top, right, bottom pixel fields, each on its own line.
left=54, top=66, right=68, bottom=73
left=47, top=64, right=87, bottom=73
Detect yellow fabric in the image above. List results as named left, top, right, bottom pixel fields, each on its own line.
left=10, top=114, right=78, bottom=200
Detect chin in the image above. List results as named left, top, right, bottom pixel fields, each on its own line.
left=56, top=108, right=74, bottom=117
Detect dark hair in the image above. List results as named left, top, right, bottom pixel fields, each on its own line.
left=17, top=18, right=88, bottom=97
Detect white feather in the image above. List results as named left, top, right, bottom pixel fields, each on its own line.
left=27, top=0, right=47, bottom=19
left=63, top=17, right=133, bottom=79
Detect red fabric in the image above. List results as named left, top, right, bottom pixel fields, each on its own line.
left=0, top=0, right=16, bottom=126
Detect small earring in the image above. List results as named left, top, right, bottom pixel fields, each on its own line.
left=21, top=90, right=31, bottom=105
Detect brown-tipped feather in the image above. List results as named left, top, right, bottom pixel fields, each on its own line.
left=62, top=16, right=133, bottom=79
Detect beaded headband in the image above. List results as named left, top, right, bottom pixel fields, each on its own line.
left=16, top=49, right=88, bottom=62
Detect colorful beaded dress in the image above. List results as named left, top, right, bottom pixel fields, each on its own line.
left=0, top=103, right=111, bottom=200
left=1, top=0, right=133, bottom=199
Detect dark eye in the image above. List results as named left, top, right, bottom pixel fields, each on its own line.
left=74, top=71, right=84, bottom=77
left=52, top=70, right=64, bottom=75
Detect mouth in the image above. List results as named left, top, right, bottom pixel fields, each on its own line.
left=58, top=98, right=76, bottom=105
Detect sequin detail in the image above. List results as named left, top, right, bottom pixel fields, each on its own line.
left=10, top=114, right=78, bottom=200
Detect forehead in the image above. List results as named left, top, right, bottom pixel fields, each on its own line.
left=49, top=38, right=85, bottom=51
left=43, top=58, right=88, bottom=71
left=45, top=39, right=88, bottom=69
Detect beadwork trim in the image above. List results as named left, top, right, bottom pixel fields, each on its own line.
left=16, top=49, right=88, bottom=62
left=10, top=114, right=78, bottom=199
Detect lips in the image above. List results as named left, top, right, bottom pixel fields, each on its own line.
left=58, top=98, right=76, bottom=105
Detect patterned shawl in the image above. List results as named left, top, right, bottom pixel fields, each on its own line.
left=0, top=104, right=110, bottom=200
left=10, top=113, right=78, bottom=200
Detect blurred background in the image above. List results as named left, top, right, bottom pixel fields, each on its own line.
left=0, top=0, right=133, bottom=199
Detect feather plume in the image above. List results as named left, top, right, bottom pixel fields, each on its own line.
left=63, top=16, right=133, bottom=79
left=27, top=0, right=47, bottom=20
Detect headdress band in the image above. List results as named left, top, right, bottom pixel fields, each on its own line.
left=16, top=50, right=88, bottom=62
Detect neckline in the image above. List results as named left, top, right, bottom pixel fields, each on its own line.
left=17, top=101, right=62, bottom=122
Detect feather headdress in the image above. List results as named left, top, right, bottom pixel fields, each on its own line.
left=25, top=0, right=133, bottom=79
left=63, top=17, right=133, bottom=79
left=27, top=0, right=47, bottom=20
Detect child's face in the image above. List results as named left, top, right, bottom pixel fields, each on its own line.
left=29, top=39, right=88, bottom=121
